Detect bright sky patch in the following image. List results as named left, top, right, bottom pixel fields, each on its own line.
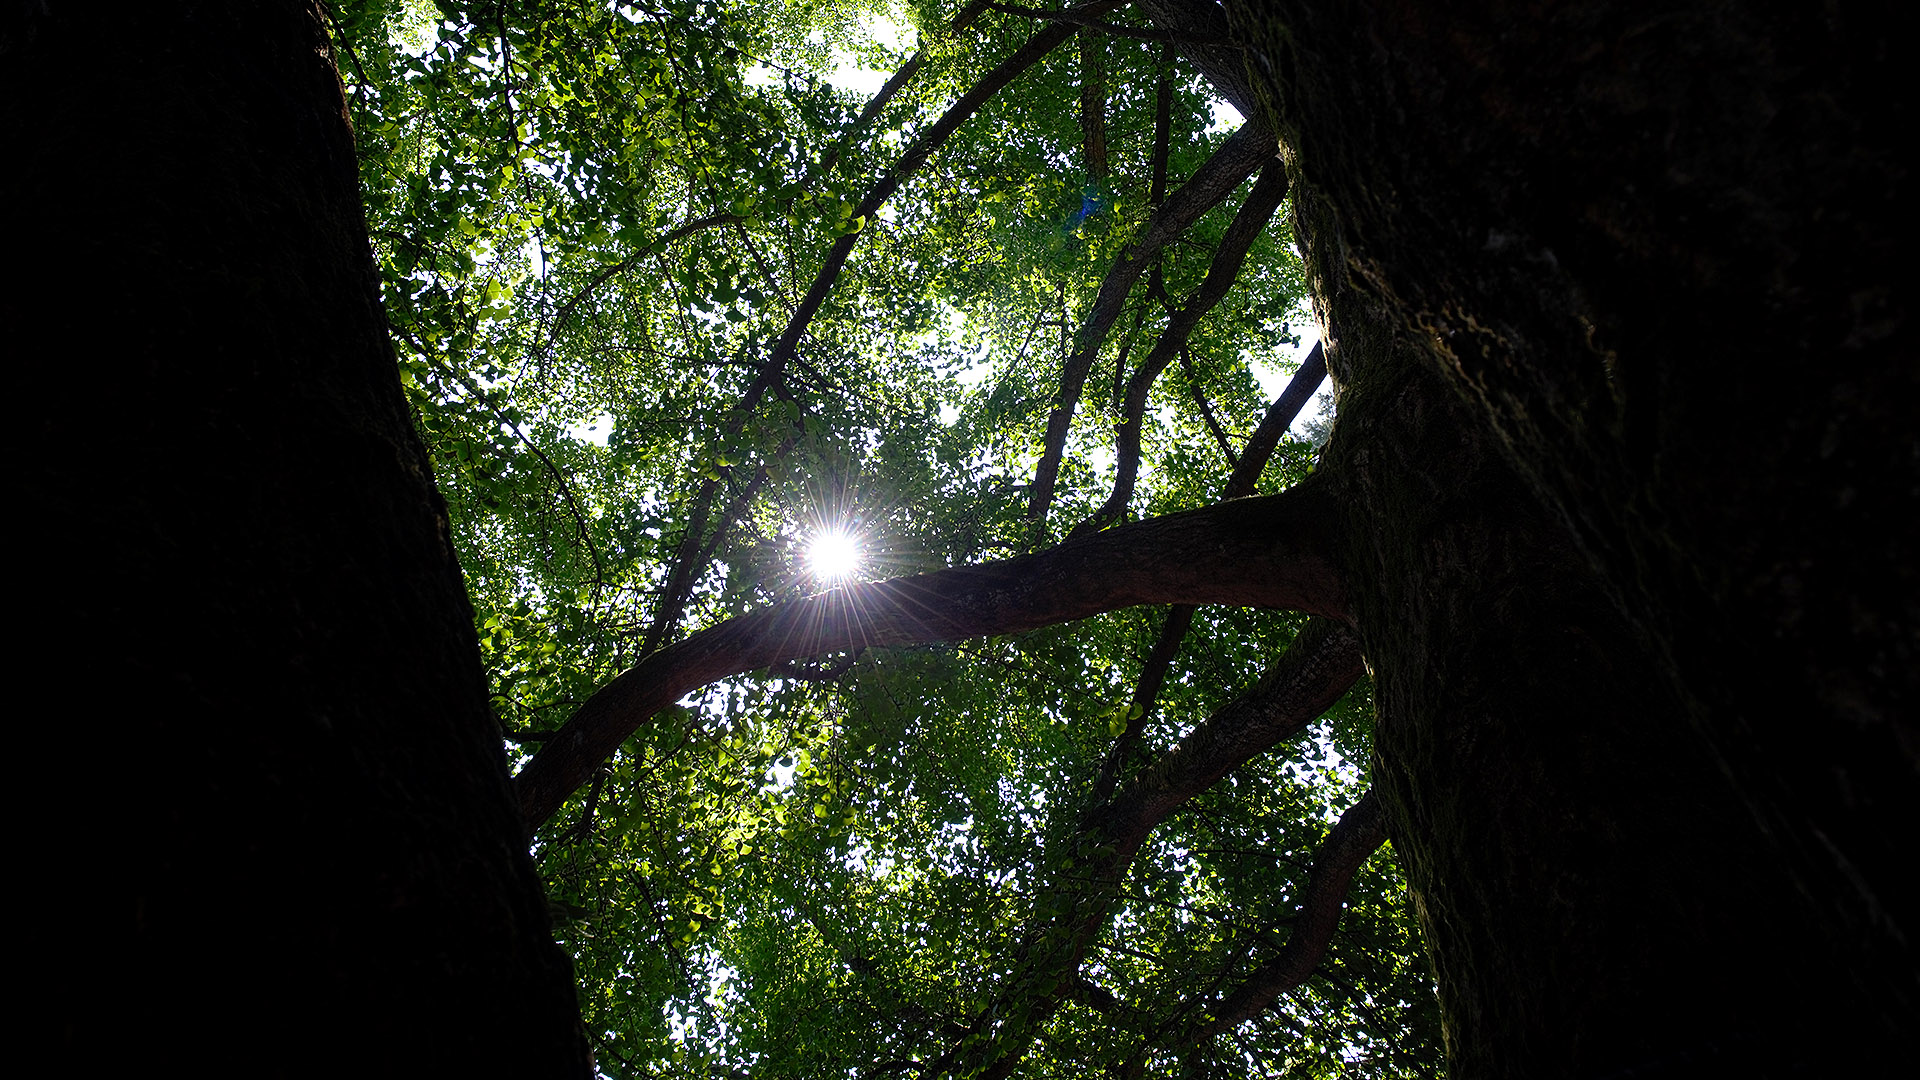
left=806, top=528, right=863, bottom=583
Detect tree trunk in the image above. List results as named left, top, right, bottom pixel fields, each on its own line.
left=7, top=6, right=588, bottom=1073
left=1218, top=0, right=1916, bottom=1073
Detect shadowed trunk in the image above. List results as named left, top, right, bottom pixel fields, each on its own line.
left=8, top=5, right=588, bottom=1073
left=1213, top=0, right=1916, bottom=1073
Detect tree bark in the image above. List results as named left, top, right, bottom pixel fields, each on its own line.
left=8, top=5, right=588, bottom=1073
left=1209, top=0, right=1917, bottom=1073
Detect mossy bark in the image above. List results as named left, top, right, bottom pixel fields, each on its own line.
left=1217, top=0, right=1916, bottom=1073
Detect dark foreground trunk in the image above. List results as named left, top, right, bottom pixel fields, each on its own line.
left=6, top=6, right=587, bottom=1073
left=1217, top=0, right=1915, bottom=1074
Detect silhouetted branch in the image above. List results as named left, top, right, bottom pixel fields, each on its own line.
left=1224, top=340, right=1326, bottom=497
left=985, top=3, right=1237, bottom=46
left=1178, top=348, right=1238, bottom=468
left=806, top=1, right=992, bottom=184
left=1026, top=123, right=1276, bottom=526
left=944, top=619, right=1366, bottom=1077
left=771, top=0, right=1125, bottom=377
left=1070, top=162, right=1289, bottom=539
left=515, top=485, right=1348, bottom=826
left=1191, top=790, right=1388, bottom=1036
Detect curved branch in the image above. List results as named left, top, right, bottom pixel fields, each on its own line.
left=1179, top=348, right=1238, bottom=468
left=949, top=619, right=1366, bottom=1078
left=1026, top=123, right=1277, bottom=526
left=1225, top=340, right=1326, bottom=497
left=401, top=328, right=607, bottom=588
left=770, top=0, right=1124, bottom=375
left=1070, top=162, right=1290, bottom=539
left=1095, top=620, right=1365, bottom=848
left=543, top=211, right=741, bottom=338
left=636, top=2, right=1116, bottom=657
left=1192, top=789, right=1389, bottom=1037
left=805, top=1, right=992, bottom=185
left=1092, top=345, right=1343, bottom=799
left=1132, top=0, right=1258, bottom=117
left=515, top=484, right=1347, bottom=826
left=985, top=3, right=1237, bottom=46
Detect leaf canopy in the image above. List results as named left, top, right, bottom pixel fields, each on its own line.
left=327, top=1, right=1435, bottom=1074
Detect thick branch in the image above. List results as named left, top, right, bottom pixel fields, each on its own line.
left=1097, top=621, right=1365, bottom=847
left=1092, top=346, right=1340, bottom=799
left=1026, top=123, right=1277, bottom=525
left=1070, top=162, right=1289, bottom=539
left=515, top=486, right=1347, bottom=826
left=985, top=3, right=1235, bottom=46
left=1132, top=0, right=1257, bottom=116
left=1193, top=789, right=1389, bottom=1036
left=629, top=2, right=1119, bottom=648
left=1078, top=27, right=1108, bottom=179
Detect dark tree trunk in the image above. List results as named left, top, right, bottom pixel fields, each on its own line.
left=1214, top=0, right=1916, bottom=1074
left=7, top=5, right=588, bottom=1073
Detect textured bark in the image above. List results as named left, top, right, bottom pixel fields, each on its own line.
left=1208, top=0, right=1917, bottom=1074
left=8, top=5, right=587, bottom=1074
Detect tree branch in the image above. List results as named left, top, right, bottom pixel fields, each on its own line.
left=1091, top=341, right=1339, bottom=800
left=770, top=0, right=1124, bottom=377
left=1026, top=123, right=1277, bottom=526
left=945, top=619, right=1366, bottom=1077
left=804, top=1, right=993, bottom=185
left=985, top=3, right=1237, bottom=46
left=633, top=3, right=1117, bottom=659
left=1078, top=26, right=1108, bottom=179
left=1069, top=162, right=1289, bottom=539
left=1224, top=340, right=1326, bottom=497
left=1191, top=789, right=1389, bottom=1037
left=543, top=212, right=741, bottom=339
left=515, top=485, right=1347, bottom=826
left=1131, top=0, right=1258, bottom=116
left=1178, top=348, right=1238, bottom=469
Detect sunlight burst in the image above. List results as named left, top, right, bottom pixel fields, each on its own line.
left=806, top=528, right=864, bottom=583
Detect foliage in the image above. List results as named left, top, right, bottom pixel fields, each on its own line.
left=326, top=1, right=1438, bottom=1074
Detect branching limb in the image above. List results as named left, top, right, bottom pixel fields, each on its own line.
left=771, top=0, right=1124, bottom=376
left=1078, top=26, right=1108, bottom=179
left=1092, top=346, right=1343, bottom=800
left=1178, top=348, right=1238, bottom=468
left=805, top=1, right=992, bottom=185
left=1189, top=789, right=1389, bottom=1037
left=985, top=3, right=1237, bottom=46
left=1026, top=123, right=1277, bottom=526
left=543, top=211, right=741, bottom=339
left=400, top=326, right=608, bottom=589
left=515, top=485, right=1347, bottom=826
left=945, top=619, right=1365, bottom=1077
left=1132, top=0, right=1258, bottom=116
left=1224, top=340, right=1326, bottom=497
left=637, top=3, right=1114, bottom=659
left=1070, top=162, right=1289, bottom=540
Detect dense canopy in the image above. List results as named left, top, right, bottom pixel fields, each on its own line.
left=326, top=1, right=1437, bottom=1075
